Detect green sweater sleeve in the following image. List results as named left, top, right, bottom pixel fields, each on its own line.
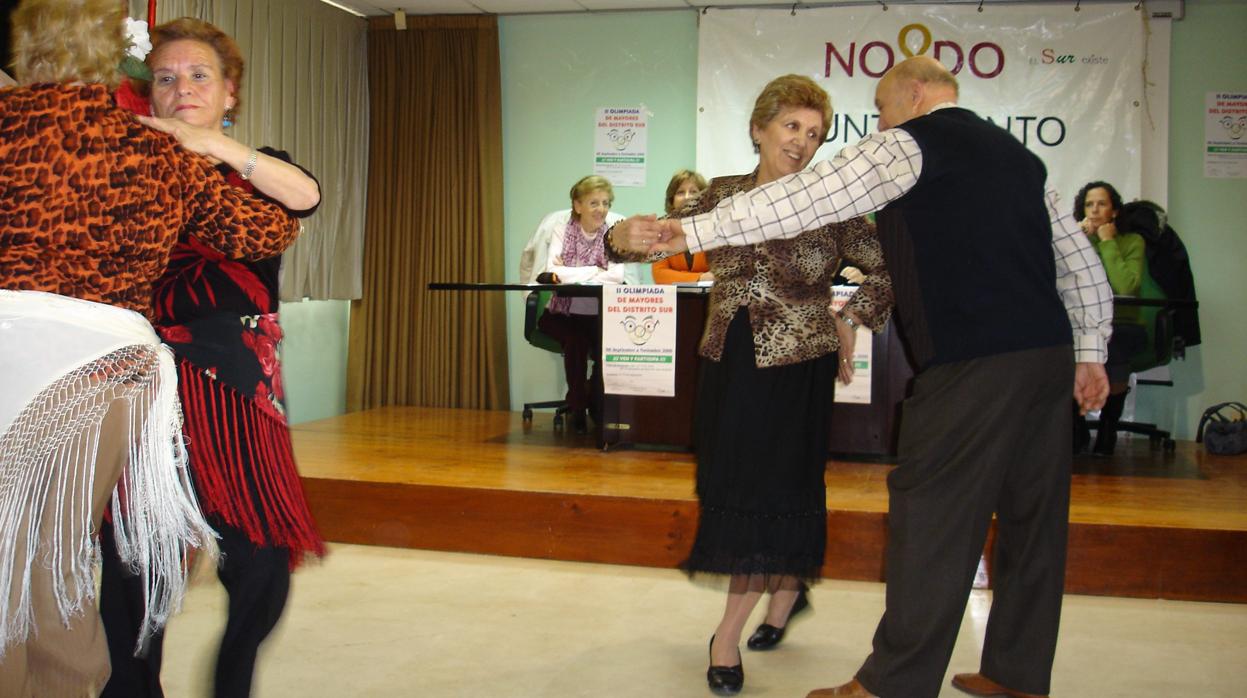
left=1093, top=232, right=1146, bottom=296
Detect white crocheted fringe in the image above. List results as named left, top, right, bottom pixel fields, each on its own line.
left=0, top=343, right=217, bottom=658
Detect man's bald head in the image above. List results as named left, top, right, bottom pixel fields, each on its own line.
left=874, top=56, right=960, bottom=130
left=885, top=56, right=959, bottom=96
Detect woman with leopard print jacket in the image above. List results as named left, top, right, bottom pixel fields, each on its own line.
left=0, top=1, right=301, bottom=694
left=611, top=75, right=893, bottom=695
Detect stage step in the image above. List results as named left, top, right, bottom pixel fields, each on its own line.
left=293, top=407, right=1247, bottom=603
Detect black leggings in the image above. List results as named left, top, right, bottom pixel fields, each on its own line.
left=99, top=518, right=291, bottom=698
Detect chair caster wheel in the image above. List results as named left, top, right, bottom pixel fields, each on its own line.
left=553, top=414, right=564, bottom=430
left=1163, top=438, right=1176, bottom=452
left=522, top=408, right=533, bottom=423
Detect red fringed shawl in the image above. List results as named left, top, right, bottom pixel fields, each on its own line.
left=177, top=359, right=324, bottom=568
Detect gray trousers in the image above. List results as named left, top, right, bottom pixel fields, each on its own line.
left=856, top=345, right=1074, bottom=698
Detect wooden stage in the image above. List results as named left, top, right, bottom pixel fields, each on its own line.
left=292, top=406, right=1247, bottom=603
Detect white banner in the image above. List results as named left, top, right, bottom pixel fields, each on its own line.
left=1204, top=91, right=1247, bottom=179
left=601, top=285, right=676, bottom=396
left=595, top=107, right=648, bottom=187
left=697, top=4, right=1147, bottom=209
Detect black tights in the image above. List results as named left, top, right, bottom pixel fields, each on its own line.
left=100, top=519, right=291, bottom=698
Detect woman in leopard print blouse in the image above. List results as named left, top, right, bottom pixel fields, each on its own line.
left=613, top=75, right=893, bottom=695
left=0, top=1, right=301, bottom=694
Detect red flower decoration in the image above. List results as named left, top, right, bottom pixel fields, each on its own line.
left=253, top=334, right=279, bottom=377
left=258, top=314, right=283, bottom=341
left=271, top=368, right=285, bottom=400
left=158, top=324, right=192, bottom=343
left=114, top=80, right=152, bottom=116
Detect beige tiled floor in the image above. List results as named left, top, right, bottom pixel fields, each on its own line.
left=159, top=544, right=1247, bottom=697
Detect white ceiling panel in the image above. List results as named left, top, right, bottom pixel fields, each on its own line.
left=391, top=0, right=487, bottom=13
left=576, top=0, right=693, bottom=11
left=473, top=0, right=587, bottom=13
left=695, top=0, right=812, bottom=7
left=315, top=0, right=1181, bottom=19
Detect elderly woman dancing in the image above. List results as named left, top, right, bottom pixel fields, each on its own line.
left=97, top=17, right=325, bottom=698
left=0, top=0, right=302, bottom=694
left=610, top=74, right=892, bottom=695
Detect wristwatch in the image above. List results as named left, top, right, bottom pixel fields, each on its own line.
left=838, top=312, right=859, bottom=330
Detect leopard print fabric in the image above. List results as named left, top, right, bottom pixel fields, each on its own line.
left=618, top=171, right=893, bottom=368
left=0, top=84, right=300, bottom=317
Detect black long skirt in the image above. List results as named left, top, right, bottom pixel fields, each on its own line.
left=682, top=309, right=835, bottom=581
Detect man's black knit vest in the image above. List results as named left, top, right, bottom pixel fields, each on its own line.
left=875, top=107, right=1073, bottom=371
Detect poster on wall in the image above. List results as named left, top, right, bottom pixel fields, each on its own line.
left=601, top=285, right=676, bottom=396
left=594, top=107, right=647, bottom=187
left=830, top=286, right=873, bottom=405
left=696, top=3, right=1149, bottom=208
left=1204, top=92, right=1247, bottom=178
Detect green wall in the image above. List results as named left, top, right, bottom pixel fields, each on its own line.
left=1133, top=0, right=1247, bottom=438
left=499, top=11, right=700, bottom=410
left=279, top=299, right=349, bottom=424
left=282, top=4, right=1244, bottom=439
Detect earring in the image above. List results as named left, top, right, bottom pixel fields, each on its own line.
left=222, top=109, right=234, bottom=129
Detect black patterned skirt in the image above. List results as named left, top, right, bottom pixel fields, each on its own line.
left=682, top=309, right=835, bottom=581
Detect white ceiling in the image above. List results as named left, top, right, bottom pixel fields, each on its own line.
left=321, top=0, right=1177, bottom=19
left=326, top=0, right=1129, bottom=19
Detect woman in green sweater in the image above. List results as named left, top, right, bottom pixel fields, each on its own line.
left=1073, top=181, right=1161, bottom=455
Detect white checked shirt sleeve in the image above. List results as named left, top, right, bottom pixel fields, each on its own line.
left=1047, top=188, right=1113, bottom=363
left=682, top=129, right=923, bottom=252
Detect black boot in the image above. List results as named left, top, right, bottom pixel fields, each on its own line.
left=1093, top=390, right=1129, bottom=456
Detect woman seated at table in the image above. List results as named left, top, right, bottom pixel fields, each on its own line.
left=537, top=175, right=626, bottom=433
left=652, top=169, right=712, bottom=284
left=1073, top=180, right=1163, bottom=455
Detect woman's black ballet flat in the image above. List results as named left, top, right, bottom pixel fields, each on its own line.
left=707, top=636, right=744, bottom=695
left=707, top=664, right=744, bottom=695
left=746, top=583, right=811, bottom=651
left=746, top=622, right=786, bottom=650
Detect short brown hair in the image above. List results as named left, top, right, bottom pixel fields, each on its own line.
left=11, top=0, right=126, bottom=87
left=145, top=18, right=246, bottom=116
left=568, top=175, right=614, bottom=221
left=749, top=74, right=833, bottom=153
left=664, top=169, right=707, bottom=215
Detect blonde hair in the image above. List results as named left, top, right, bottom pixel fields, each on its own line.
left=749, top=74, right=833, bottom=153
left=11, top=0, right=126, bottom=87
left=145, top=18, right=246, bottom=116
left=568, top=175, right=614, bottom=221
left=664, top=169, right=707, bottom=215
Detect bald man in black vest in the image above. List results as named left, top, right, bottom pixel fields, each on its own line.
left=610, top=57, right=1113, bottom=698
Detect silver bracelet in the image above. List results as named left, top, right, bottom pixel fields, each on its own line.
left=838, top=312, right=859, bottom=330
left=239, top=149, right=258, bottom=180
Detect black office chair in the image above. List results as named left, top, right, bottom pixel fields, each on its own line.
left=1088, top=299, right=1182, bottom=452
left=522, top=290, right=571, bottom=430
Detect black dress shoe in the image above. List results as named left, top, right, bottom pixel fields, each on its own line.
left=746, top=582, right=811, bottom=651
left=706, top=635, right=743, bottom=695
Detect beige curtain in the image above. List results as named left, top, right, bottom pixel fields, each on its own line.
left=133, top=0, right=367, bottom=300
left=345, top=15, right=509, bottom=411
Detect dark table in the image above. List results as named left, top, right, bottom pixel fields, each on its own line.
left=428, top=282, right=914, bottom=456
